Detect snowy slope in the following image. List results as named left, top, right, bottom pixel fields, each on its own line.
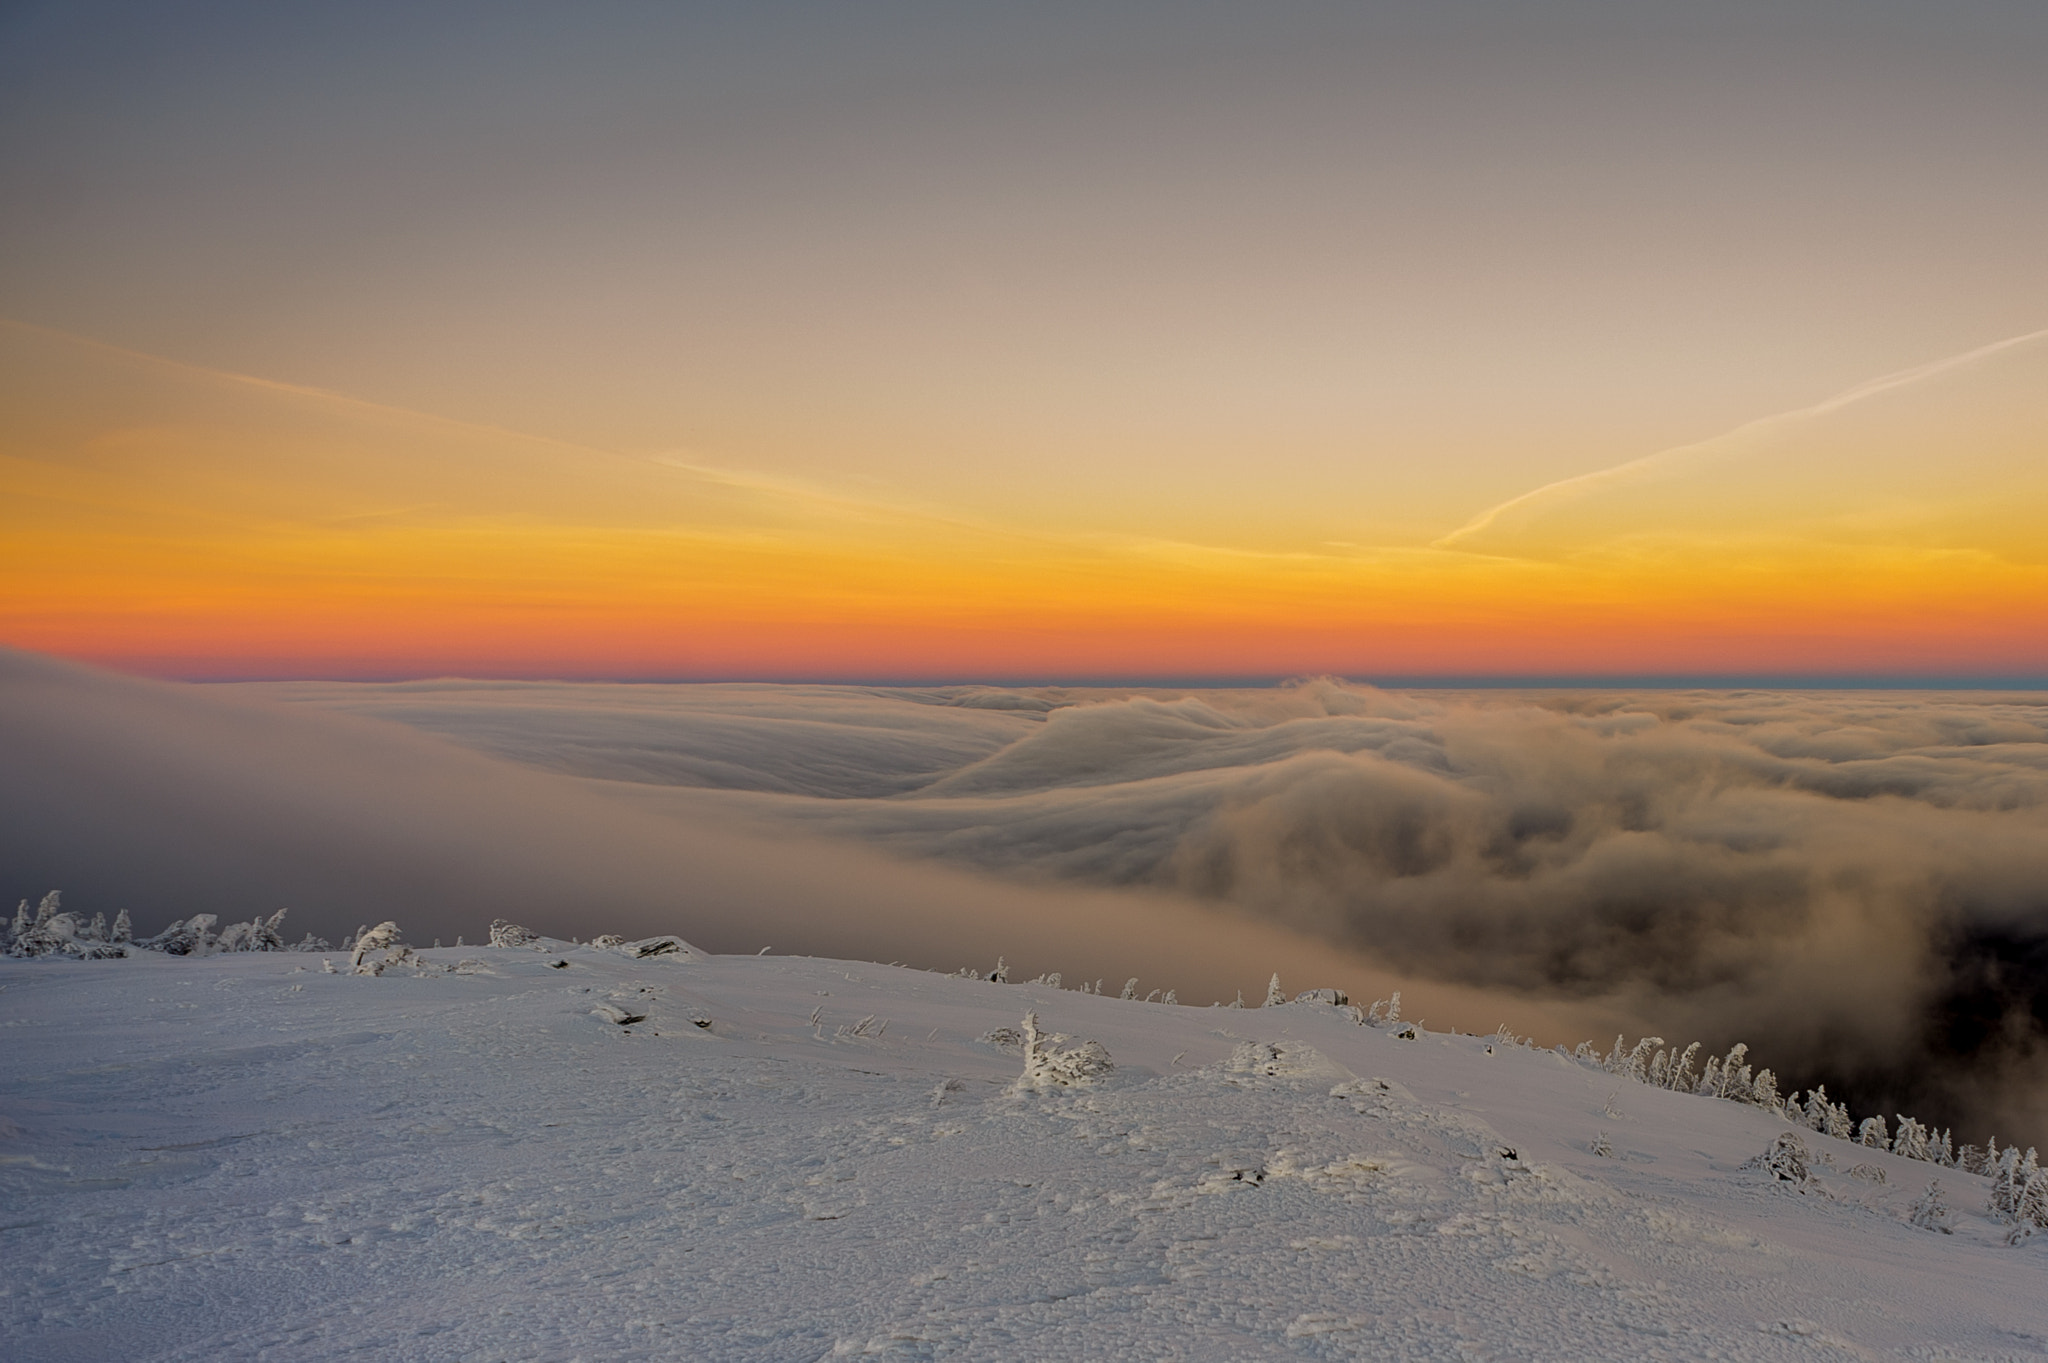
left=2, top=944, right=2041, bottom=1362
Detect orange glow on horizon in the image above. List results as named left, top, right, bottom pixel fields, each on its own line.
left=4, top=321, right=2045, bottom=682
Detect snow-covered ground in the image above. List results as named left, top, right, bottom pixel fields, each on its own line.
left=2, top=943, right=2042, bottom=1362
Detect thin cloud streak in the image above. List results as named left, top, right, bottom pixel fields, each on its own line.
left=1433, top=325, right=2048, bottom=552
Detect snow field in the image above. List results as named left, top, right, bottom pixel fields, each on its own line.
left=1, top=946, right=2043, bottom=1362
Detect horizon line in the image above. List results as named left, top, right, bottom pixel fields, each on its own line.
left=187, top=671, right=2048, bottom=692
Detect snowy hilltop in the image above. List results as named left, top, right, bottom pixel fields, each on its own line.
left=1, top=931, right=2043, bottom=1361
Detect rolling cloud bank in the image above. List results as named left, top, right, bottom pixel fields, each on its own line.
left=6, top=651, right=2047, bottom=1147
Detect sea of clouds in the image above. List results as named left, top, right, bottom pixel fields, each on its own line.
left=246, top=674, right=2048, bottom=1147
left=6, top=650, right=2045, bottom=1147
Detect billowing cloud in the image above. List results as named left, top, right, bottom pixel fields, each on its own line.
left=251, top=674, right=2048, bottom=1146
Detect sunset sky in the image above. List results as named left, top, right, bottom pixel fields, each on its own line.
left=4, top=1, right=2044, bottom=681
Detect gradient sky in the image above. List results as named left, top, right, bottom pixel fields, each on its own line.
left=3, top=1, right=2045, bottom=679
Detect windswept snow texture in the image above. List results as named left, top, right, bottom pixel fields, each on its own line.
left=247, top=678, right=2048, bottom=1147
left=2, top=949, right=2043, bottom=1362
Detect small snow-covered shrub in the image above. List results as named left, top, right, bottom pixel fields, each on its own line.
left=140, top=914, right=219, bottom=957
left=1909, top=1181, right=1952, bottom=1234
left=1013, top=1012, right=1112, bottom=1091
left=488, top=919, right=541, bottom=949
left=214, top=909, right=290, bottom=953
left=621, top=935, right=693, bottom=959
left=1294, top=988, right=1349, bottom=1006
left=1742, top=1131, right=1811, bottom=1184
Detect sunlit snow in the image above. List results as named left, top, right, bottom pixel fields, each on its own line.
left=3, top=937, right=2041, bottom=1361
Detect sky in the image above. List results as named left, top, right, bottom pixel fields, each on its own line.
left=3, top=0, right=2045, bottom=681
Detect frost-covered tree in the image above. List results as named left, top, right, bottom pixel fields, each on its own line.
left=1696, top=1055, right=1720, bottom=1096
left=1704, top=1044, right=1748, bottom=1098
left=1892, top=1117, right=1930, bottom=1162
left=2016, top=1156, right=2048, bottom=1235
left=111, top=910, right=132, bottom=945
left=1263, top=973, right=1285, bottom=1007
left=1162, top=990, right=1177, bottom=1005
left=1747, top=1068, right=1781, bottom=1113
left=1119, top=978, right=1138, bottom=1000
left=991, top=957, right=1009, bottom=984
left=1611, top=1037, right=1663, bottom=1083
left=1990, top=1146, right=2019, bottom=1214
left=350, top=921, right=403, bottom=974
left=1858, top=1116, right=1890, bottom=1149
left=1665, top=1042, right=1700, bottom=1092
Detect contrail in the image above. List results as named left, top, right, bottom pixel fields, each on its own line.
left=1432, top=326, right=2048, bottom=551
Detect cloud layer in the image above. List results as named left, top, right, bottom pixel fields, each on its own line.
left=253, top=675, right=2048, bottom=1146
